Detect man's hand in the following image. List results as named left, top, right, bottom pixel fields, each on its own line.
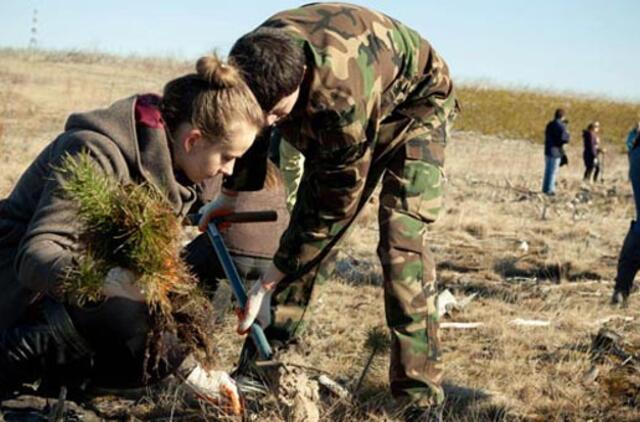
left=102, top=267, right=145, bottom=302
left=198, top=190, right=239, bottom=232
left=237, top=263, right=286, bottom=333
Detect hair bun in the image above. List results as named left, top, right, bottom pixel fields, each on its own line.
left=196, top=55, right=240, bottom=89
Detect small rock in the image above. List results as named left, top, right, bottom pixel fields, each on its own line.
left=517, top=240, right=529, bottom=254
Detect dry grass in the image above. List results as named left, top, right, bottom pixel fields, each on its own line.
left=1, top=48, right=640, bottom=421
left=0, top=48, right=190, bottom=196
left=457, top=84, right=640, bottom=152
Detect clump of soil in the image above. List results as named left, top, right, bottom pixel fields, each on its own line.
left=274, top=349, right=321, bottom=422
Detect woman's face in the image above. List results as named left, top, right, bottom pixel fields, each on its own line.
left=174, top=121, right=258, bottom=184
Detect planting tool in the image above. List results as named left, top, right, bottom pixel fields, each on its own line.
left=187, top=211, right=277, bottom=360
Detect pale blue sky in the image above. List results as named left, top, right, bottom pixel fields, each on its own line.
left=1, top=1, right=638, bottom=101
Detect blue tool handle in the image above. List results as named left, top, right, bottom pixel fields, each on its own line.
left=204, top=221, right=273, bottom=360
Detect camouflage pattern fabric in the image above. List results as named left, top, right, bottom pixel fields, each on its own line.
left=278, top=138, right=305, bottom=212
left=229, top=3, right=459, bottom=405
left=268, top=111, right=452, bottom=405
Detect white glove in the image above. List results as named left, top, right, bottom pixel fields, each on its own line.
left=102, top=267, right=145, bottom=302
left=237, top=263, right=285, bottom=333
left=184, top=365, right=242, bottom=415
left=198, top=191, right=238, bottom=232
left=237, top=280, right=274, bottom=333
left=593, top=158, right=599, bottom=166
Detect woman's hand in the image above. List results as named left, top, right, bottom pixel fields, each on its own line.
left=198, top=189, right=238, bottom=232
left=102, top=267, right=145, bottom=302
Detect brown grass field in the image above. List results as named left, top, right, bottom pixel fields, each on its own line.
left=1, top=49, right=640, bottom=421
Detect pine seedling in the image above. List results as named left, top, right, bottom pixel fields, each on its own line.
left=354, top=325, right=391, bottom=396
left=56, top=150, right=217, bottom=368
left=62, top=251, right=109, bottom=306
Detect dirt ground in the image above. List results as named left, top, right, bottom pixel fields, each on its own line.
left=1, top=51, right=639, bottom=421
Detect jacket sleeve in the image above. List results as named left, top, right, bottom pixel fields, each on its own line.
left=14, top=135, right=120, bottom=295
left=272, top=123, right=371, bottom=276
left=560, top=123, right=570, bottom=145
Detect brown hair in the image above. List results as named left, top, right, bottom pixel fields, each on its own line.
left=229, top=27, right=306, bottom=111
left=161, top=54, right=264, bottom=142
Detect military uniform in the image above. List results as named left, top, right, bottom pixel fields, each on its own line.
left=226, top=3, right=458, bottom=405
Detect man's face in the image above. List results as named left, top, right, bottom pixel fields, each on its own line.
left=266, top=87, right=301, bottom=126
left=175, top=121, right=258, bottom=184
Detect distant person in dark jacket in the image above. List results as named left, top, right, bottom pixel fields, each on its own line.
left=542, top=108, right=570, bottom=195
left=613, top=127, right=640, bottom=307
left=582, top=121, right=601, bottom=182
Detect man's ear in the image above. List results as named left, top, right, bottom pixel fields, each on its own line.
left=182, top=128, right=202, bottom=153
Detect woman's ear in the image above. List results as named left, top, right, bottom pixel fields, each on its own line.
left=182, top=128, right=203, bottom=153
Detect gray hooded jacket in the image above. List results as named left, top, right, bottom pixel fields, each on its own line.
left=0, top=96, right=196, bottom=329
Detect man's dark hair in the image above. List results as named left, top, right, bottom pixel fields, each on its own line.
left=554, top=108, right=566, bottom=120
left=229, top=27, right=306, bottom=111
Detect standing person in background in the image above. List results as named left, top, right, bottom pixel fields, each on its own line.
left=583, top=121, right=601, bottom=182
left=626, top=122, right=640, bottom=153
left=542, top=108, right=570, bottom=195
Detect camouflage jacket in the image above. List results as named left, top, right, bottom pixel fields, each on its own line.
left=226, top=3, right=457, bottom=276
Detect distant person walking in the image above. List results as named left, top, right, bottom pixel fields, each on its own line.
left=582, top=121, right=601, bottom=182
left=542, top=108, right=570, bottom=195
left=612, top=126, right=640, bottom=307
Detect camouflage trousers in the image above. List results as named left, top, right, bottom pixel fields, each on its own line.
left=266, top=111, right=451, bottom=406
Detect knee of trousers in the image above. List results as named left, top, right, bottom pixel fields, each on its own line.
left=379, top=244, right=438, bottom=332
left=378, top=210, right=435, bottom=283
left=42, top=299, right=94, bottom=361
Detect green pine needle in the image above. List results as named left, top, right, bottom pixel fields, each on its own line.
left=55, top=150, right=217, bottom=367
left=365, top=325, right=391, bottom=352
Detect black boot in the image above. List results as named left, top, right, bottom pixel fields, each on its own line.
left=0, top=299, right=92, bottom=398
left=611, top=289, right=629, bottom=308
left=0, top=323, right=58, bottom=397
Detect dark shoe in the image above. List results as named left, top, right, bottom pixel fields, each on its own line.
left=403, top=403, right=444, bottom=422
left=611, top=289, right=629, bottom=308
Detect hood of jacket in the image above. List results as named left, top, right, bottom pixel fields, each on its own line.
left=64, top=95, right=196, bottom=215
